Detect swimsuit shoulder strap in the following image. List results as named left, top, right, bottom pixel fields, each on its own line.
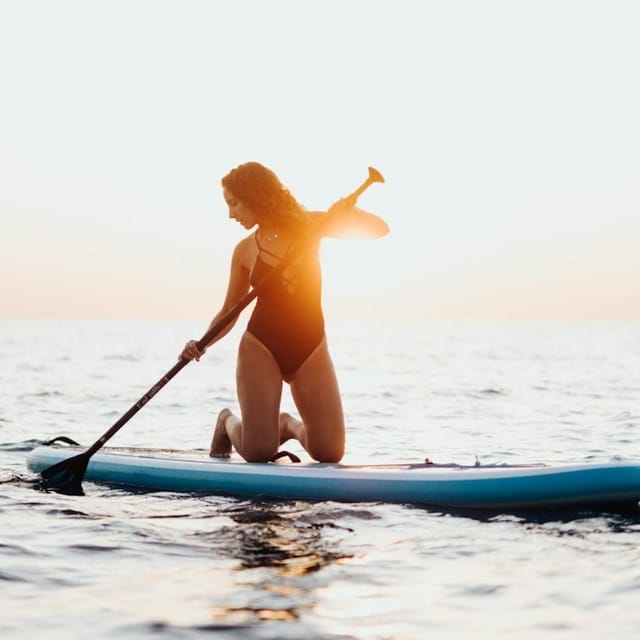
left=255, top=230, right=290, bottom=260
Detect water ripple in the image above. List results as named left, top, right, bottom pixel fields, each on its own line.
left=2, top=319, right=640, bottom=639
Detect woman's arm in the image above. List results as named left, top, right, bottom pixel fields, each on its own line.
left=180, top=238, right=253, bottom=361
left=313, top=200, right=390, bottom=239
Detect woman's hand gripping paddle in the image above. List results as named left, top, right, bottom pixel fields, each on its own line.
left=37, top=166, right=385, bottom=494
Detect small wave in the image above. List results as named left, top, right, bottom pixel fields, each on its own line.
left=117, top=620, right=322, bottom=640
left=457, top=583, right=504, bottom=596
left=68, top=543, right=125, bottom=553
left=0, top=570, right=28, bottom=583
left=17, top=390, right=64, bottom=398
left=464, top=387, right=506, bottom=399
left=45, top=508, right=98, bottom=518
left=103, top=353, right=140, bottom=362
left=0, top=468, right=42, bottom=489
left=0, top=438, right=64, bottom=452
left=302, top=506, right=382, bottom=523
left=0, top=469, right=20, bottom=482
left=611, top=411, right=639, bottom=422
left=219, top=503, right=287, bottom=524
left=217, top=501, right=380, bottom=526
left=0, top=542, right=39, bottom=557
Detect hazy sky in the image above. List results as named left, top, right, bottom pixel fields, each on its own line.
left=2, top=0, right=639, bottom=322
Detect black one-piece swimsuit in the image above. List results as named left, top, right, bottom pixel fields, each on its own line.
left=247, top=233, right=324, bottom=379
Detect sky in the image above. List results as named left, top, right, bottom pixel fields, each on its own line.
left=1, top=0, right=639, bottom=323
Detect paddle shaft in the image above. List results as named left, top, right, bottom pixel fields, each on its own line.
left=40, top=272, right=274, bottom=489
left=82, top=253, right=302, bottom=458
left=82, top=287, right=259, bottom=458
left=69, top=168, right=384, bottom=460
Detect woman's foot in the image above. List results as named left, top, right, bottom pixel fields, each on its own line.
left=210, top=408, right=232, bottom=458
left=279, top=412, right=304, bottom=445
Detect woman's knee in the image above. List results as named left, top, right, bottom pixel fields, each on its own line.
left=240, top=439, right=279, bottom=463
left=307, top=440, right=344, bottom=464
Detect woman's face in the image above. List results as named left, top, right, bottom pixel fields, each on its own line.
left=223, top=188, right=259, bottom=229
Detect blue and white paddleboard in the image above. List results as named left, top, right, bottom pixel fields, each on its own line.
left=27, top=445, right=640, bottom=509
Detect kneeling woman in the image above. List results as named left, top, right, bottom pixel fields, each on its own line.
left=180, top=162, right=388, bottom=463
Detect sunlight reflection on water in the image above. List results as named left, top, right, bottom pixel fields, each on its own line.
left=1, top=319, right=639, bottom=639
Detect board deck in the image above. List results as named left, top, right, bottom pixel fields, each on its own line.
left=27, top=446, right=640, bottom=510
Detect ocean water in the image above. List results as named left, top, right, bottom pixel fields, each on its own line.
left=1, top=318, right=639, bottom=639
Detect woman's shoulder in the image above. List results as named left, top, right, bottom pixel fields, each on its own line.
left=231, top=233, right=258, bottom=268
left=306, top=210, right=328, bottom=233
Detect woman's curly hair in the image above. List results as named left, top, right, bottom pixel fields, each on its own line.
left=221, top=162, right=311, bottom=234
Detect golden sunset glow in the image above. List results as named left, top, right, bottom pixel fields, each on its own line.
left=2, top=3, right=639, bottom=322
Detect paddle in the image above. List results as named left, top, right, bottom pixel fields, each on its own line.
left=38, top=166, right=385, bottom=494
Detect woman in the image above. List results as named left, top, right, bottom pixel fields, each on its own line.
left=180, top=162, right=388, bottom=463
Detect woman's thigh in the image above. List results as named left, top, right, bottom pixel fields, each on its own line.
left=290, top=338, right=345, bottom=462
left=236, top=332, right=283, bottom=459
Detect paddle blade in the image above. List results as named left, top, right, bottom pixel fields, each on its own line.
left=38, top=453, right=89, bottom=495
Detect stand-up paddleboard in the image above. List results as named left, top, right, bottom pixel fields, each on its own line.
left=27, top=445, right=640, bottom=509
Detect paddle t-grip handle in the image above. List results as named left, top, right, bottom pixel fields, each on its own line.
left=342, top=166, right=385, bottom=209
